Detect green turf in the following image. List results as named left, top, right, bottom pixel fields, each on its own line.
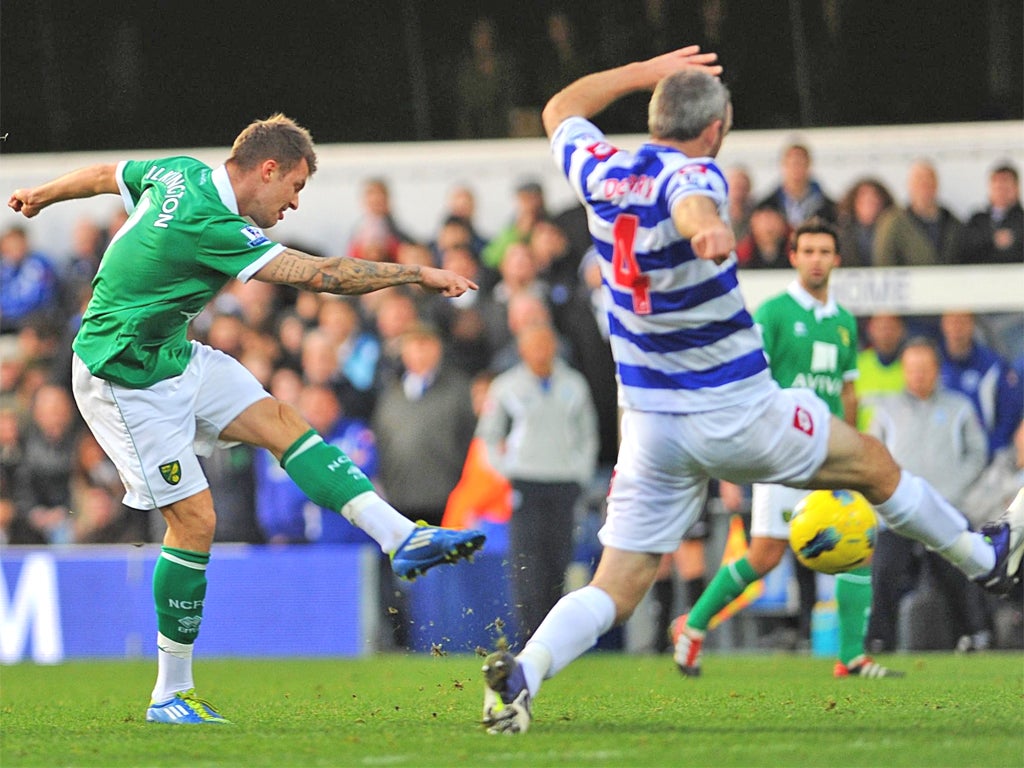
left=1, top=652, right=1021, bottom=767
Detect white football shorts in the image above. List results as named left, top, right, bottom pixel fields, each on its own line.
left=749, top=483, right=811, bottom=540
left=71, top=341, right=270, bottom=510
left=601, top=386, right=831, bottom=553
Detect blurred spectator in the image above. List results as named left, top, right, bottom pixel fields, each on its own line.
left=836, top=178, right=896, bottom=267
left=438, top=185, right=488, bottom=258
left=726, top=165, right=756, bottom=243
left=62, top=217, right=106, bottom=301
left=939, top=311, right=1021, bottom=455
left=275, top=313, right=308, bottom=373
left=489, top=291, right=570, bottom=374
left=481, top=181, right=548, bottom=269
left=68, top=431, right=146, bottom=544
left=200, top=443, right=262, bottom=544
left=254, top=370, right=311, bottom=544
left=13, top=384, right=80, bottom=544
left=530, top=218, right=581, bottom=313
left=963, top=163, right=1024, bottom=264
left=483, top=242, right=549, bottom=354
left=735, top=203, right=791, bottom=269
left=476, top=322, right=598, bottom=641
left=874, top=160, right=967, bottom=265
left=346, top=178, right=414, bottom=263
left=372, top=323, right=475, bottom=527
left=867, top=338, right=988, bottom=651
left=316, top=297, right=380, bottom=420
left=455, top=17, right=522, bottom=139
left=429, top=244, right=496, bottom=376
left=0, top=334, right=27, bottom=415
left=370, top=289, right=422, bottom=386
left=855, top=313, right=907, bottom=432
left=0, top=495, right=46, bottom=545
left=431, top=215, right=479, bottom=265
left=230, top=279, right=281, bottom=336
left=0, top=407, right=23, bottom=493
left=535, top=11, right=591, bottom=101
left=530, top=219, right=618, bottom=464
left=0, top=226, right=59, bottom=334
left=441, top=370, right=513, bottom=531
left=757, top=143, right=837, bottom=227
left=72, top=485, right=147, bottom=544
left=205, top=313, right=246, bottom=359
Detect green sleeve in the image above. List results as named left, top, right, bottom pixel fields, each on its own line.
left=196, top=216, right=284, bottom=279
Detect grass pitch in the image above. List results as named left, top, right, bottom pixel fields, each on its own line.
left=2, top=652, right=1021, bottom=767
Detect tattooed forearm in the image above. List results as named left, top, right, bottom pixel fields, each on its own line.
left=256, top=249, right=421, bottom=294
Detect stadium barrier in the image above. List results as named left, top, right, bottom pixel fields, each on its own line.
left=0, top=542, right=525, bottom=664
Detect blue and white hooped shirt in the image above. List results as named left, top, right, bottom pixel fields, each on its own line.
left=551, top=116, right=771, bottom=414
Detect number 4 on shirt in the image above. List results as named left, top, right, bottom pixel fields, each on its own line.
left=611, top=213, right=651, bottom=315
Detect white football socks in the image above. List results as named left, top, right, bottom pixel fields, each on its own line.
left=342, top=491, right=416, bottom=554
left=151, top=634, right=194, bottom=704
left=517, top=585, right=616, bottom=697
left=875, top=471, right=994, bottom=578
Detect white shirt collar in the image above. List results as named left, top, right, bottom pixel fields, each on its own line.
left=787, top=280, right=838, bottom=321
left=211, top=165, right=239, bottom=214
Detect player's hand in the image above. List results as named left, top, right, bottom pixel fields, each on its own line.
left=419, top=266, right=478, bottom=297
left=642, top=46, right=723, bottom=84
left=7, top=188, right=44, bottom=218
left=691, top=223, right=736, bottom=263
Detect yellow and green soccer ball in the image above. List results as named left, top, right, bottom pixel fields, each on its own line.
left=788, top=490, right=877, bottom=574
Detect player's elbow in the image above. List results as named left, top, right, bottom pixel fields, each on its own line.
left=541, top=98, right=569, bottom=138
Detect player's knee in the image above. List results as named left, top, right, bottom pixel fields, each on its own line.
left=854, top=435, right=901, bottom=503
left=747, top=538, right=786, bottom=575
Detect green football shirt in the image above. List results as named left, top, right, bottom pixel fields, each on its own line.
left=73, top=157, right=284, bottom=388
left=754, top=282, right=858, bottom=418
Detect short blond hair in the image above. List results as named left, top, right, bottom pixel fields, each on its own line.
left=229, top=113, right=317, bottom=175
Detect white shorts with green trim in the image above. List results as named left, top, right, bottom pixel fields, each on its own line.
left=71, top=342, right=269, bottom=510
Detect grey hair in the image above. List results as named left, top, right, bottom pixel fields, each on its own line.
left=648, top=70, right=730, bottom=142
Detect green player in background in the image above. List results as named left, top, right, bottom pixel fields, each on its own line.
left=672, top=217, right=902, bottom=678
left=7, top=114, right=486, bottom=724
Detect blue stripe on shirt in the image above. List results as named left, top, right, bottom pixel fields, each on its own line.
left=605, top=266, right=740, bottom=315
left=617, top=347, right=769, bottom=391
left=608, top=308, right=755, bottom=354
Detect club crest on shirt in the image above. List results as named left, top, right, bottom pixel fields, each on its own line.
left=586, top=141, right=617, bottom=160
left=792, top=406, right=814, bottom=436
left=159, top=460, right=182, bottom=485
left=240, top=224, right=270, bottom=247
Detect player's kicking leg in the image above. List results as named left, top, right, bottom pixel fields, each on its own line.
left=224, top=401, right=486, bottom=581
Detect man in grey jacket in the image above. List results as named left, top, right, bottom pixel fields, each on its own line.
left=867, top=336, right=989, bottom=650
left=477, top=321, right=599, bottom=641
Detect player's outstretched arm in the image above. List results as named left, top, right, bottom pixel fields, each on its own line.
left=8, top=164, right=119, bottom=219
left=254, top=248, right=478, bottom=297
left=673, top=195, right=735, bottom=263
left=541, top=46, right=722, bottom=137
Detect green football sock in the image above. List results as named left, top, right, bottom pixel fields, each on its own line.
left=281, top=429, right=376, bottom=511
left=687, top=556, right=759, bottom=632
left=153, top=547, right=210, bottom=645
left=835, top=566, right=873, bottom=665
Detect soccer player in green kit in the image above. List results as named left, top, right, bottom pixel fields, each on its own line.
left=8, top=114, right=485, bottom=723
left=672, top=217, right=902, bottom=678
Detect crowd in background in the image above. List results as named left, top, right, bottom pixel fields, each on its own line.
left=1, top=139, right=1022, bottom=651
